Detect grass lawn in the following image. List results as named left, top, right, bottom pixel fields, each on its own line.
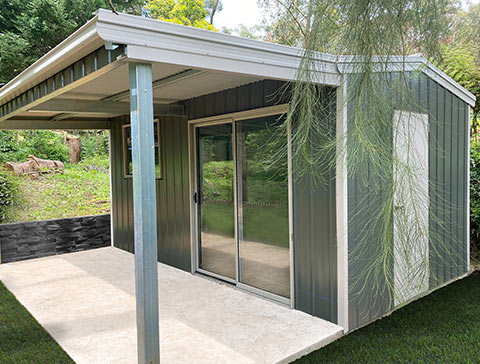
left=295, top=272, right=480, bottom=364
left=7, top=156, right=110, bottom=222
left=0, top=281, right=75, bottom=364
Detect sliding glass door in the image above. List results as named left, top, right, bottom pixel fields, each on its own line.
left=196, top=123, right=236, bottom=280
left=194, top=113, right=290, bottom=301
left=236, top=115, right=290, bottom=299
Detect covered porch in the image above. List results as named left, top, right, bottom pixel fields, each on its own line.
left=0, top=247, right=342, bottom=364
left=0, top=9, right=345, bottom=363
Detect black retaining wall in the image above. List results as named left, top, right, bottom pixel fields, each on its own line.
left=0, top=214, right=111, bottom=263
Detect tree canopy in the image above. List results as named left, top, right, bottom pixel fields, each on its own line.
left=145, top=0, right=216, bottom=30
left=0, top=0, right=223, bottom=84
left=0, top=0, right=144, bottom=84
left=438, top=4, right=480, bottom=130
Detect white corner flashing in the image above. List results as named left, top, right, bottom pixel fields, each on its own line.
left=336, top=77, right=349, bottom=332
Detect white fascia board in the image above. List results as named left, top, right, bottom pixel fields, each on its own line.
left=337, top=54, right=476, bottom=107
left=0, top=18, right=102, bottom=104
left=95, top=10, right=341, bottom=86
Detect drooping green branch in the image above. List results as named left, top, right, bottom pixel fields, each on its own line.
left=278, top=0, right=460, bottom=309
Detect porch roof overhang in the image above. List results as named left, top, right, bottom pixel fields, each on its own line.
left=0, top=9, right=475, bottom=130
left=0, top=9, right=340, bottom=130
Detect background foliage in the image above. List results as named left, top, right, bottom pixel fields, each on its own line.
left=146, top=0, right=216, bottom=30
left=0, top=171, right=17, bottom=223
left=0, top=0, right=144, bottom=83
left=0, top=130, right=70, bottom=163
left=470, top=141, right=480, bottom=266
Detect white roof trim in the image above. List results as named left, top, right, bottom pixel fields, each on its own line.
left=0, top=9, right=476, bottom=108
left=95, top=10, right=340, bottom=86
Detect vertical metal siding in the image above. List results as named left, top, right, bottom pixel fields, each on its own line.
left=184, top=80, right=338, bottom=323
left=110, top=115, right=191, bottom=271
left=292, top=88, right=338, bottom=323
left=111, top=79, right=339, bottom=323
left=347, top=73, right=469, bottom=330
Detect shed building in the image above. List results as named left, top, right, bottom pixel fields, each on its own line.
left=0, top=9, right=475, bottom=338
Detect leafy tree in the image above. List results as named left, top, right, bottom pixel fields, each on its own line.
left=0, top=0, right=24, bottom=33
left=204, top=0, right=222, bottom=24
left=438, top=4, right=480, bottom=135
left=258, top=0, right=311, bottom=46
left=0, top=0, right=144, bottom=84
left=146, top=0, right=216, bottom=30
left=221, top=24, right=262, bottom=40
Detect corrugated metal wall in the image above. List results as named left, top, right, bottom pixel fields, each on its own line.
left=182, top=80, right=289, bottom=119
left=110, top=79, right=339, bottom=324
left=347, top=73, right=469, bottom=330
left=184, top=80, right=338, bottom=323
left=293, top=88, right=338, bottom=323
left=110, top=115, right=191, bottom=272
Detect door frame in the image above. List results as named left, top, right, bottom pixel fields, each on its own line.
left=187, top=104, right=294, bottom=307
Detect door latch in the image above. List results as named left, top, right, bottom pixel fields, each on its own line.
left=193, top=192, right=198, bottom=204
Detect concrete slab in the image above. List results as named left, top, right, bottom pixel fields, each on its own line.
left=0, top=247, right=343, bottom=364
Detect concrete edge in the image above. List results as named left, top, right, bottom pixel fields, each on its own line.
left=276, top=328, right=344, bottom=364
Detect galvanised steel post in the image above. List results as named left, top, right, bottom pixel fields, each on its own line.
left=129, top=61, right=160, bottom=364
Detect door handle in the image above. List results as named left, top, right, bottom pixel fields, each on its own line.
left=193, top=192, right=198, bottom=204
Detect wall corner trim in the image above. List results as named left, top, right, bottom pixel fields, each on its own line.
left=336, top=77, right=349, bottom=331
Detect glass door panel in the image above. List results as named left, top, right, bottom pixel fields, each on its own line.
left=196, top=123, right=236, bottom=280
left=236, top=115, right=290, bottom=298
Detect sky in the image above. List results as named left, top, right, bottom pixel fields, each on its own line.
left=214, top=0, right=262, bottom=30
left=213, top=0, right=480, bottom=30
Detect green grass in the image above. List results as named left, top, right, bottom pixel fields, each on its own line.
left=202, top=201, right=289, bottom=247
left=0, top=281, right=75, bottom=364
left=295, top=273, right=480, bottom=364
left=7, top=156, right=110, bottom=222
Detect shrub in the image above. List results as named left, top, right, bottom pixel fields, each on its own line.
left=80, top=131, right=109, bottom=160
left=0, top=130, right=70, bottom=163
left=0, top=171, right=17, bottom=223
left=23, top=131, right=70, bottom=162
left=470, top=141, right=480, bottom=262
left=0, top=130, right=22, bottom=163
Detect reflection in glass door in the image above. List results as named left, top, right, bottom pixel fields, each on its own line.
left=194, top=113, right=290, bottom=302
left=196, top=123, right=236, bottom=280
left=236, top=115, right=290, bottom=299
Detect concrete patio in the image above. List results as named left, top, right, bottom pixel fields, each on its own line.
left=0, top=247, right=343, bottom=364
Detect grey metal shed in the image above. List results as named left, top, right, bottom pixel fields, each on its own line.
left=0, top=9, right=475, bottom=361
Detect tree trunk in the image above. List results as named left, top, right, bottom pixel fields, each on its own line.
left=66, top=135, right=81, bottom=163
left=4, top=155, right=64, bottom=176
left=210, top=0, right=220, bottom=24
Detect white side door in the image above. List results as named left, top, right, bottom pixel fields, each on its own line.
left=393, top=110, right=430, bottom=305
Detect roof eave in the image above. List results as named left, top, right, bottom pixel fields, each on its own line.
left=0, top=15, right=102, bottom=104
left=95, top=9, right=341, bottom=86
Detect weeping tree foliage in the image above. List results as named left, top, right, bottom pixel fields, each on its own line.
left=269, top=0, right=462, bottom=307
